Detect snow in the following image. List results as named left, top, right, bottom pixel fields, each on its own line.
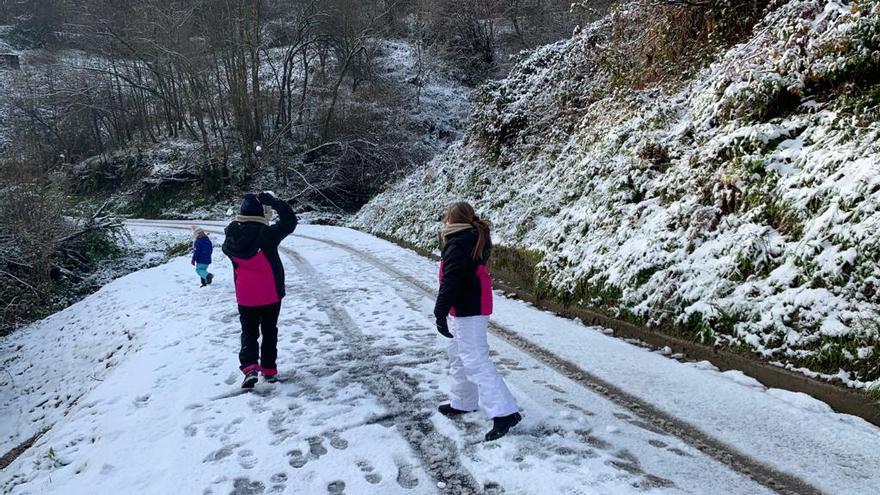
left=0, top=56, right=16, bottom=150
left=375, top=39, right=471, bottom=146
left=352, top=0, right=880, bottom=389
left=3, top=222, right=876, bottom=493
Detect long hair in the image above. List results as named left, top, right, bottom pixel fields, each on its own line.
left=444, top=202, right=491, bottom=261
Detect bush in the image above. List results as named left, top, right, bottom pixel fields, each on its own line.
left=601, top=0, right=772, bottom=89
left=0, top=154, right=127, bottom=334
left=165, top=241, right=193, bottom=259
left=0, top=157, right=66, bottom=331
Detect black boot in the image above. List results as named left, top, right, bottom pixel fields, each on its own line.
left=241, top=369, right=259, bottom=389
left=200, top=277, right=207, bottom=287
left=485, top=412, right=522, bottom=441
left=206, top=273, right=214, bottom=285
left=438, top=403, right=475, bottom=418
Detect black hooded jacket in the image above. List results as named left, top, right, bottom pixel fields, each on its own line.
left=434, top=228, right=494, bottom=319
left=222, top=196, right=297, bottom=303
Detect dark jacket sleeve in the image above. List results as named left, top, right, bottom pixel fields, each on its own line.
left=434, top=241, right=467, bottom=319
left=264, top=197, right=298, bottom=247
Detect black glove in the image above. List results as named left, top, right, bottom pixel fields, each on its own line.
left=436, top=316, right=452, bottom=338
left=257, top=192, right=276, bottom=205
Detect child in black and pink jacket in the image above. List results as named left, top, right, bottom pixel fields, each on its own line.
left=222, top=192, right=297, bottom=388
left=434, top=201, right=521, bottom=441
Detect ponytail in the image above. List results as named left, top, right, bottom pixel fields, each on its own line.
left=470, top=216, right=490, bottom=261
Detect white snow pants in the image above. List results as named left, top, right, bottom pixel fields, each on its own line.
left=446, top=315, right=519, bottom=418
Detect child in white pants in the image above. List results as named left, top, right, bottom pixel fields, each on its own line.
left=434, top=202, right=521, bottom=441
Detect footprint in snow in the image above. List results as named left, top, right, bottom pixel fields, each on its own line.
left=635, top=475, right=676, bottom=490
left=573, top=429, right=612, bottom=451
left=565, top=403, right=594, bottom=416
left=648, top=439, right=667, bottom=449
left=327, top=480, right=346, bottom=494
left=230, top=478, right=265, bottom=495
left=544, top=383, right=567, bottom=394
left=237, top=449, right=257, bottom=469
left=287, top=449, right=307, bottom=468
left=607, top=449, right=643, bottom=476
left=483, top=481, right=503, bottom=494
left=357, top=460, right=382, bottom=485
left=326, top=432, right=349, bottom=450
left=667, top=447, right=692, bottom=457
left=267, top=473, right=287, bottom=493
left=308, top=436, right=328, bottom=458
left=224, top=421, right=241, bottom=435
left=203, top=443, right=239, bottom=463
left=395, top=461, right=419, bottom=489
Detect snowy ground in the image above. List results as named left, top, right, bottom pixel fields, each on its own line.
left=1, top=222, right=879, bottom=494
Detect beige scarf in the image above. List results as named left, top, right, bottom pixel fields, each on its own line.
left=235, top=205, right=273, bottom=225
left=441, top=222, right=474, bottom=238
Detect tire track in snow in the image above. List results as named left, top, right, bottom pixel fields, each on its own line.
left=128, top=221, right=822, bottom=495
left=277, top=246, right=483, bottom=495
left=292, top=233, right=824, bottom=495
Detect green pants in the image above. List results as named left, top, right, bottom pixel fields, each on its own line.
left=195, top=263, right=210, bottom=279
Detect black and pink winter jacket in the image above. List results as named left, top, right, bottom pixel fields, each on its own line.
left=434, top=228, right=493, bottom=319
left=222, top=197, right=297, bottom=307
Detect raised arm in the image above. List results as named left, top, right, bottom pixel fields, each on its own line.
left=258, top=192, right=298, bottom=246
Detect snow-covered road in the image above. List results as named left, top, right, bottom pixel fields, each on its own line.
left=2, top=222, right=879, bottom=495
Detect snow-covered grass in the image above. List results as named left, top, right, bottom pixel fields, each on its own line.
left=353, top=1, right=880, bottom=389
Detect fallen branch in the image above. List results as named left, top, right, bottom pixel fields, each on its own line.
left=53, top=220, right=124, bottom=245
left=0, top=270, right=41, bottom=295
left=289, top=167, right=346, bottom=213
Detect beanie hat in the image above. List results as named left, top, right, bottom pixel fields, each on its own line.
left=191, top=225, right=206, bottom=238
left=240, top=193, right=264, bottom=216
